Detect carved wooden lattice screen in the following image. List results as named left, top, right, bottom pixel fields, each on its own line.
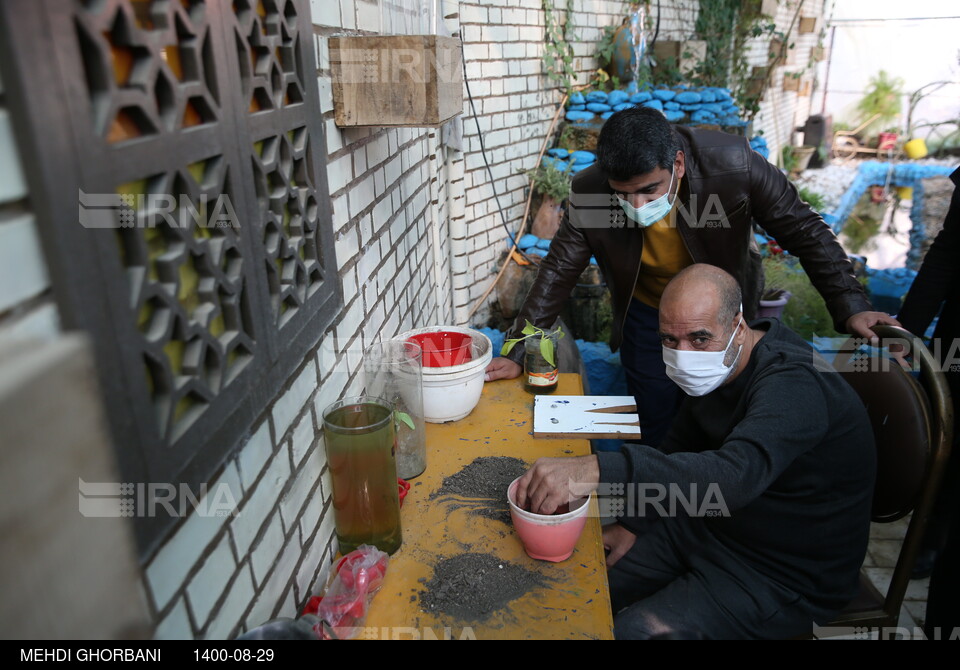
left=0, top=0, right=340, bottom=556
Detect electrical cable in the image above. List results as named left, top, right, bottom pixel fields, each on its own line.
left=459, top=32, right=534, bottom=264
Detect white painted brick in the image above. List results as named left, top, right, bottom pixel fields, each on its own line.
left=341, top=266, right=358, bottom=303
left=348, top=175, right=374, bottom=219
left=334, top=226, right=359, bottom=266
left=0, top=213, right=49, bottom=313
left=144, top=462, right=238, bottom=610
left=355, top=0, right=380, bottom=31
left=317, top=76, right=333, bottom=114
left=373, top=168, right=385, bottom=197
left=339, top=0, right=356, bottom=30
left=237, top=421, right=272, bottom=493
left=185, top=533, right=237, bottom=627
left=231, top=447, right=291, bottom=556
left=320, top=467, right=335, bottom=505
left=295, top=518, right=328, bottom=600
left=203, top=564, right=256, bottom=640
left=335, top=297, right=363, bottom=345
left=243, top=525, right=302, bottom=629
left=310, top=0, right=340, bottom=27
left=296, top=447, right=328, bottom=535
left=250, top=510, right=285, bottom=586
left=153, top=597, right=192, bottom=640
left=3, top=301, right=60, bottom=341
left=0, top=109, right=28, bottom=204
left=289, top=408, right=316, bottom=468
left=279, top=453, right=321, bottom=532
left=271, top=361, right=317, bottom=441
left=358, top=213, right=373, bottom=247
left=325, top=118, right=342, bottom=155
left=331, top=192, right=349, bottom=231
left=460, top=3, right=488, bottom=24
left=325, top=154, right=352, bottom=194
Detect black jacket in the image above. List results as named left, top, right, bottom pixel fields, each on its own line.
left=897, top=167, right=960, bottom=398
left=505, top=126, right=873, bottom=362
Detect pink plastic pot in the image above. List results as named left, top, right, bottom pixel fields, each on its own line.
left=406, top=331, right=473, bottom=367
left=507, top=477, right=590, bottom=562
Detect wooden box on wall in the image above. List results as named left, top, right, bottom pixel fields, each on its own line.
left=330, top=35, right=463, bottom=128
left=652, top=40, right=707, bottom=78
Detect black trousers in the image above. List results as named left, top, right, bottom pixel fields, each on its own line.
left=607, top=517, right=835, bottom=640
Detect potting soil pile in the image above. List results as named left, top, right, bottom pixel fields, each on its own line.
left=430, top=456, right=528, bottom=524
left=419, top=553, right=548, bottom=622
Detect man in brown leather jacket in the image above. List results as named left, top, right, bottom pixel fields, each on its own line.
left=486, top=107, right=898, bottom=446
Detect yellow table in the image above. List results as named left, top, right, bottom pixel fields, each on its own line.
left=362, top=374, right=615, bottom=640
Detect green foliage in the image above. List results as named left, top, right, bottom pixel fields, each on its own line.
left=543, top=0, right=577, bottom=94
left=796, top=187, right=828, bottom=213
left=763, top=255, right=840, bottom=341
left=857, top=70, right=905, bottom=136
left=502, top=320, right=565, bottom=366
left=527, top=161, right=572, bottom=202
left=781, top=145, right=798, bottom=174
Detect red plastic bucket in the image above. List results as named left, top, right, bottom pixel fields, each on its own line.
left=406, top=331, right=473, bottom=367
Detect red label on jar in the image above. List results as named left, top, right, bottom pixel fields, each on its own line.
left=527, top=369, right=559, bottom=386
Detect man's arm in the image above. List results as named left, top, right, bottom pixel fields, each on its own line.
left=490, top=196, right=593, bottom=371
left=596, top=364, right=832, bottom=517
left=746, top=149, right=892, bottom=335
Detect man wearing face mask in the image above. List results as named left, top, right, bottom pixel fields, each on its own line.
left=485, top=107, right=898, bottom=448
left=514, top=264, right=876, bottom=639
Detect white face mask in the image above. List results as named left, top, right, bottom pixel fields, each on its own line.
left=662, top=314, right=743, bottom=397
left=617, top=165, right=678, bottom=228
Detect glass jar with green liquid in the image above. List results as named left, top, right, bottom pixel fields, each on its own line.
left=322, top=396, right=402, bottom=555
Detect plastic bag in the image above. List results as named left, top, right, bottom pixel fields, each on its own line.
left=312, top=545, right=389, bottom=640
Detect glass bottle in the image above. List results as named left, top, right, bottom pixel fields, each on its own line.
left=524, top=328, right=561, bottom=395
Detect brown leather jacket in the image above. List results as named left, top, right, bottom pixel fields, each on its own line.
left=504, top=126, right=873, bottom=364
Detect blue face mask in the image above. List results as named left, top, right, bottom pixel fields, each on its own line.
left=617, top=166, right=678, bottom=228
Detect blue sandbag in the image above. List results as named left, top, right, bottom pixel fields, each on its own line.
left=569, top=92, right=586, bottom=105
left=546, top=148, right=570, bottom=159
left=664, top=110, right=686, bottom=122
left=652, top=89, right=676, bottom=101
left=675, top=91, right=702, bottom=104
left=680, top=103, right=703, bottom=111
left=570, top=150, right=596, bottom=165
left=535, top=238, right=552, bottom=250
left=642, top=99, right=664, bottom=110
left=570, top=162, right=594, bottom=173
left=587, top=102, right=612, bottom=113
left=586, top=91, right=609, bottom=103
left=608, top=90, right=629, bottom=106
left=601, top=111, right=615, bottom=120
left=691, top=110, right=717, bottom=123
left=525, top=247, right=548, bottom=258
left=540, top=156, right=570, bottom=172
left=664, top=101, right=680, bottom=111
left=701, top=102, right=725, bottom=114
left=566, top=110, right=595, bottom=122
left=699, top=88, right=718, bottom=103
left=567, top=104, right=587, bottom=111
left=626, top=81, right=639, bottom=94
left=518, top=234, right=540, bottom=250
left=630, top=91, right=652, bottom=103
left=614, top=102, right=635, bottom=112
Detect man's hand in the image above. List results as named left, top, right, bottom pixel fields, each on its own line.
left=515, top=456, right=599, bottom=515
left=602, top=523, right=637, bottom=568
left=485, top=357, right=522, bottom=382
left=845, top=311, right=902, bottom=343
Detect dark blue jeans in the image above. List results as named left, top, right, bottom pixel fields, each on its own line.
left=618, top=298, right=686, bottom=448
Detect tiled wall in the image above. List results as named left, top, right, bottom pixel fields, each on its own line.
left=0, top=65, right=61, bottom=343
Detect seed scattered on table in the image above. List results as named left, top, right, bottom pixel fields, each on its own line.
left=419, top=553, right=548, bottom=622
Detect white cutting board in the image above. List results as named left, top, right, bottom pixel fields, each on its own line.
left=533, top=395, right=641, bottom=439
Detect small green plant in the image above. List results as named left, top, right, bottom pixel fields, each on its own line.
left=527, top=161, right=572, bottom=202
left=543, top=0, right=576, bottom=94
left=501, top=320, right=566, bottom=366
left=763, top=255, right=842, bottom=341
left=797, top=187, right=828, bottom=213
